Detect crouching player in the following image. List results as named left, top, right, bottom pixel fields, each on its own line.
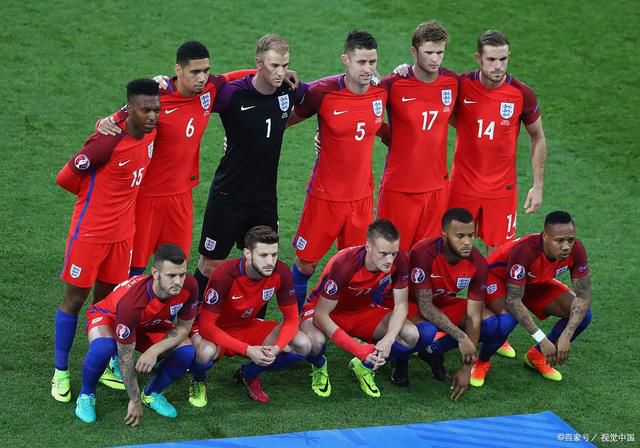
left=404, top=208, right=504, bottom=399
left=75, top=244, right=198, bottom=425
left=301, top=220, right=424, bottom=398
left=189, top=226, right=310, bottom=405
left=470, top=211, right=592, bottom=385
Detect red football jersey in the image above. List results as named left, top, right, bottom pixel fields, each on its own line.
left=295, top=75, right=387, bottom=201
left=201, top=259, right=296, bottom=329
left=380, top=68, right=458, bottom=193
left=307, top=246, right=409, bottom=312
left=93, top=274, right=199, bottom=345
left=409, top=237, right=487, bottom=315
left=449, top=71, right=540, bottom=198
left=487, top=233, right=590, bottom=286
left=109, top=75, right=228, bottom=197
left=59, top=119, right=155, bottom=243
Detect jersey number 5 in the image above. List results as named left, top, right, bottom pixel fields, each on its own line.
left=355, top=122, right=365, bottom=141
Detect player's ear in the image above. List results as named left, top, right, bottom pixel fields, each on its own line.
left=411, top=46, right=418, bottom=62
left=341, top=53, right=349, bottom=66
left=243, top=247, right=251, bottom=259
left=175, top=63, right=182, bottom=77
left=474, top=52, right=482, bottom=65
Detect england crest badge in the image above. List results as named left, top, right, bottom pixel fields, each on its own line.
left=200, top=92, right=211, bottom=110
left=441, top=89, right=452, bottom=106
left=372, top=99, right=383, bottom=117
left=148, top=142, right=154, bottom=159
left=278, top=94, right=290, bottom=112
left=500, top=102, right=514, bottom=119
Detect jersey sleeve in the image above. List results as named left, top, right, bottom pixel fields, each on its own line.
left=177, top=275, right=200, bottom=321
left=274, top=262, right=297, bottom=307
left=391, top=251, right=409, bottom=289
left=319, top=253, right=358, bottom=301
left=468, top=249, right=489, bottom=301
left=569, top=240, right=590, bottom=279
left=220, top=69, right=256, bottom=83
left=114, top=291, right=147, bottom=345
left=200, top=264, right=234, bottom=312
left=66, top=129, right=125, bottom=174
left=514, top=79, right=541, bottom=125
left=506, top=242, right=539, bottom=286
left=409, top=243, right=435, bottom=292
left=293, top=79, right=326, bottom=118
left=273, top=262, right=300, bottom=350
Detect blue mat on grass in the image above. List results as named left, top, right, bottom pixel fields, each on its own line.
left=121, top=411, right=595, bottom=448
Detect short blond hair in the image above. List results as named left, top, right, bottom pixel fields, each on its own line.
left=256, top=34, right=289, bottom=58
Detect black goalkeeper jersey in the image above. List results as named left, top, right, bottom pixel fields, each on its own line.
left=209, top=76, right=307, bottom=204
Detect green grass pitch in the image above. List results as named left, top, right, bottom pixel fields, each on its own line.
left=1, top=0, right=638, bottom=446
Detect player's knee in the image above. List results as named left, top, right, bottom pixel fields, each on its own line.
left=399, top=322, right=419, bottom=347
left=61, top=288, right=90, bottom=315
left=194, top=337, right=218, bottom=363
left=291, top=332, right=312, bottom=356
left=198, top=257, right=224, bottom=277
left=308, top=330, right=327, bottom=355
left=295, top=258, right=317, bottom=276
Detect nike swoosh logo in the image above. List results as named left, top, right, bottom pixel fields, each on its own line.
left=118, top=160, right=130, bottom=167
left=318, top=379, right=330, bottom=393
left=241, top=105, right=256, bottom=111
left=506, top=233, right=516, bottom=240
left=165, top=108, right=179, bottom=114
left=527, top=272, right=538, bottom=278
left=401, top=96, right=416, bottom=102
left=430, top=274, right=444, bottom=279
left=231, top=295, right=243, bottom=300
left=333, top=110, right=348, bottom=115
left=362, top=377, right=379, bottom=394
left=463, top=99, right=477, bottom=104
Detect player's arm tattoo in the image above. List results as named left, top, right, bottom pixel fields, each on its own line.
left=416, top=289, right=466, bottom=341
left=564, top=275, right=593, bottom=339
left=505, top=283, right=540, bottom=335
left=117, top=342, right=140, bottom=402
left=162, top=327, right=179, bottom=341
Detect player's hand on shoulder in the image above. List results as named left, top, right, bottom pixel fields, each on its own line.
left=555, top=334, right=571, bottom=365
left=152, top=75, right=170, bottom=91
left=97, top=116, right=122, bottom=136
left=135, top=350, right=158, bottom=374
left=284, top=69, right=300, bottom=90
left=450, top=366, right=471, bottom=401
left=393, top=63, right=411, bottom=78
left=125, top=399, right=143, bottom=427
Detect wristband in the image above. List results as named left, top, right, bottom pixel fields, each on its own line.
left=531, top=329, right=546, bottom=343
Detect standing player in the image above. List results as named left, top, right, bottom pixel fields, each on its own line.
left=378, top=21, right=458, bottom=251
left=289, top=30, right=387, bottom=310
left=190, top=226, right=310, bottom=405
left=97, top=41, right=252, bottom=275
left=449, top=29, right=547, bottom=255
left=75, top=244, right=198, bottom=424
left=194, top=34, right=307, bottom=302
left=402, top=208, right=503, bottom=400
left=52, top=79, right=160, bottom=402
left=300, top=220, right=422, bottom=398
left=468, top=211, right=592, bottom=386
